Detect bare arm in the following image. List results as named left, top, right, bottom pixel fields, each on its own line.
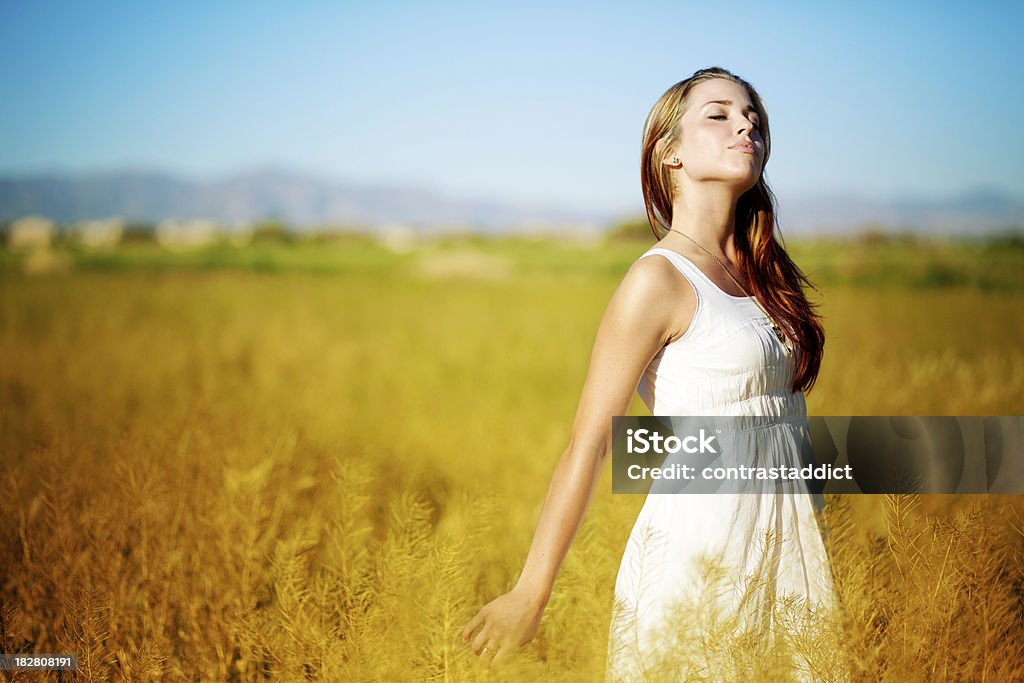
left=461, top=254, right=695, bottom=662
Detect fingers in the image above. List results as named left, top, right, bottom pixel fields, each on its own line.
left=462, top=607, right=509, bottom=665
left=491, top=642, right=513, bottom=665
left=461, top=611, right=483, bottom=643
left=482, top=643, right=500, bottom=663
left=475, top=637, right=501, bottom=663
left=470, top=627, right=491, bottom=656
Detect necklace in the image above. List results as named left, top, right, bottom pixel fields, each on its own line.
left=667, top=228, right=793, bottom=355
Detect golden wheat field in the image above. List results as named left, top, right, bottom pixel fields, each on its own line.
left=1, top=236, right=1023, bottom=681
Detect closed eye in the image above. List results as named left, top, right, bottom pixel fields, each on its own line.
left=710, top=114, right=761, bottom=131
left=710, top=114, right=759, bottom=125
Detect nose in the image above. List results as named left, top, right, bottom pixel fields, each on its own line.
left=737, top=117, right=755, bottom=136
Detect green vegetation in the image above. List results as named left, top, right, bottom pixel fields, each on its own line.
left=1, top=235, right=1022, bottom=679
left=3, top=232, right=1024, bottom=291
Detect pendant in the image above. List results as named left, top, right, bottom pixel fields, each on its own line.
left=772, top=324, right=792, bottom=354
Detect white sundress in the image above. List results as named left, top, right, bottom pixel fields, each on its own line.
left=605, top=247, right=843, bottom=682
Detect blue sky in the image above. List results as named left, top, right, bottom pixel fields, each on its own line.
left=1, top=0, right=1022, bottom=215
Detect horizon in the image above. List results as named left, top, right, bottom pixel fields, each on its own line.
left=2, top=163, right=1023, bottom=236
left=2, top=1, right=1023, bottom=216
left=3, top=163, right=1023, bottom=205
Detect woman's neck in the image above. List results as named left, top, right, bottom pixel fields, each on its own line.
left=667, top=187, right=740, bottom=259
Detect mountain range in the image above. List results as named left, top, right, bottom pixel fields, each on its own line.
left=1, top=167, right=1021, bottom=237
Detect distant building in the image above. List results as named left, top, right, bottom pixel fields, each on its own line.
left=7, top=215, right=54, bottom=250
left=379, top=223, right=418, bottom=253
left=155, top=219, right=219, bottom=249
left=71, top=218, right=124, bottom=249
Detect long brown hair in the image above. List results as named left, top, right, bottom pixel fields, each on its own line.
left=640, top=66, right=825, bottom=394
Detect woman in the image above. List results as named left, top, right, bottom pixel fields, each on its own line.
left=461, top=67, right=841, bottom=680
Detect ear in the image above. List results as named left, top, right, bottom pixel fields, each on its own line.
left=655, top=138, right=680, bottom=168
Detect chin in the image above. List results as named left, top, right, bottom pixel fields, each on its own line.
left=741, top=176, right=762, bottom=193
left=723, top=173, right=760, bottom=194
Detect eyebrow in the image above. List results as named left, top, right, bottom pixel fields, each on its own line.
left=701, top=99, right=759, bottom=117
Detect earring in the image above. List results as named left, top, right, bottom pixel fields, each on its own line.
left=671, top=157, right=679, bottom=164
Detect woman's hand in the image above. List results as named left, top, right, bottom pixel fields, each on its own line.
left=461, top=587, right=547, bottom=664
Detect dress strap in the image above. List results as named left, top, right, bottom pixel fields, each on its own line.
left=641, top=247, right=754, bottom=302
left=639, top=248, right=708, bottom=301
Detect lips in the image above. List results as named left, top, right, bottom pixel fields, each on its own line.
left=730, top=141, right=755, bottom=154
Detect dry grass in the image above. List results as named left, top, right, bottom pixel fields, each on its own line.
left=1, top=254, right=1022, bottom=681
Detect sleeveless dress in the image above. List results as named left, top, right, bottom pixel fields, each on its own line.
left=605, top=247, right=841, bottom=682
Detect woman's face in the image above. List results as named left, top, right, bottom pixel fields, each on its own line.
left=668, top=78, right=766, bottom=192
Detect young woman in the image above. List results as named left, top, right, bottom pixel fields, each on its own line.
left=461, top=67, right=840, bottom=680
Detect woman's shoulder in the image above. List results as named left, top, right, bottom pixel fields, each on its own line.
left=624, top=249, right=692, bottom=297
left=588, top=251, right=695, bottom=365
left=609, top=250, right=697, bottom=340
left=628, top=248, right=700, bottom=301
